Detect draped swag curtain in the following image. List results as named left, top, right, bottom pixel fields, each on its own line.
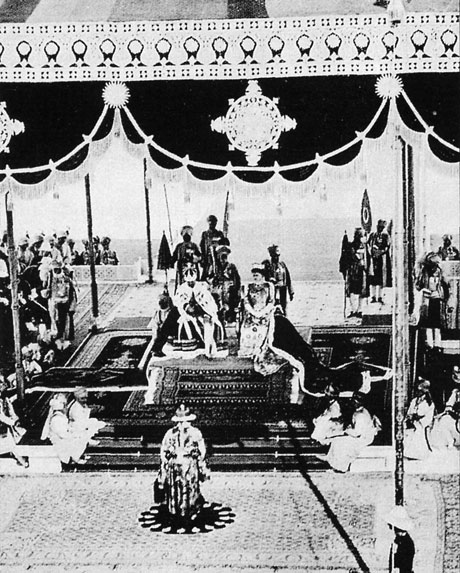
left=0, top=73, right=457, bottom=196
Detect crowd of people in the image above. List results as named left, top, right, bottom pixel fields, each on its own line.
left=339, top=220, right=393, bottom=319
left=340, top=222, right=459, bottom=338
left=169, top=215, right=293, bottom=319
left=0, top=230, right=119, bottom=385
left=403, top=368, right=460, bottom=460
left=152, top=215, right=324, bottom=404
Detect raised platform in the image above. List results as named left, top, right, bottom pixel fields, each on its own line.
left=3, top=321, right=397, bottom=475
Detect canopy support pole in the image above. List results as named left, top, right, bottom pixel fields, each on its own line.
left=5, top=195, right=25, bottom=404
left=144, top=158, right=153, bottom=284
left=391, top=104, right=410, bottom=507
left=85, top=173, right=99, bottom=328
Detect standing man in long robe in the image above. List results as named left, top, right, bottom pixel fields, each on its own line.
left=262, top=244, right=294, bottom=315
left=158, top=404, right=209, bottom=520
left=367, top=219, right=392, bottom=304
left=200, top=215, right=226, bottom=281
left=171, top=225, right=201, bottom=291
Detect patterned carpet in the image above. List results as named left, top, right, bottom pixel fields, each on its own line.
left=67, top=330, right=151, bottom=369
left=0, top=472, right=457, bottom=572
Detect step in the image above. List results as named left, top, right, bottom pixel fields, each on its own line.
left=0, top=445, right=61, bottom=474
left=78, top=450, right=328, bottom=472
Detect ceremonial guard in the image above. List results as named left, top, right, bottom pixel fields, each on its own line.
left=171, top=225, right=201, bottom=290
left=438, top=234, right=460, bottom=261
left=100, top=236, right=119, bottom=266
left=415, top=252, right=450, bottom=349
left=200, top=215, right=226, bottom=281
left=209, top=244, right=241, bottom=323
left=367, top=219, right=392, bottom=303
left=262, top=244, right=294, bottom=314
left=340, top=228, right=368, bottom=319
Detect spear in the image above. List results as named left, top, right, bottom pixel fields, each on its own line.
left=157, top=231, right=172, bottom=292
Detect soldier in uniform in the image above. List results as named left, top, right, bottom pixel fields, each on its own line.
left=262, top=245, right=294, bottom=315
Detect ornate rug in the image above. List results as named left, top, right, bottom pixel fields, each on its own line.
left=0, top=472, right=455, bottom=572
left=123, top=361, right=293, bottom=425
left=311, top=326, right=392, bottom=368
left=67, top=330, right=151, bottom=369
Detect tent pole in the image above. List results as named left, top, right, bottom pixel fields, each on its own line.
left=143, top=157, right=153, bottom=284
left=5, top=195, right=25, bottom=404
left=85, top=173, right=99, bottom=328
left=391, top=104, right=409, bottom=507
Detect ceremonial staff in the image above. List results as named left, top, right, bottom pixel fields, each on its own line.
left=4, top=193, right=25, bottom=403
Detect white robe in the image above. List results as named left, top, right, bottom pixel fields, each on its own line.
left=68, top=400, right=105, bottom=437
left=47, top=411, right=89, bottom=464
left=312, top=400, right=344, bottom=446
left=326, top=407, right=378, bottom=472
left=404, top=396, right=435, bottom=460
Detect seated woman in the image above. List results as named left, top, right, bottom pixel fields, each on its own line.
left=41, top=393, right=90, bottom=466
left=157, top=404, right=209, bottom=521
left=152, top=263, right=226, bottom=359
left=238, top=264, right=326, bottom=403
left=311, top=384, right=345, bottom=446
left=403, top=379, right=435, bottom=460
left=325, top=392, right=381, bottom=472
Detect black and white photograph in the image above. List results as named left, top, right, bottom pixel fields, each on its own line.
left=0, top=1, right=458, bottom=572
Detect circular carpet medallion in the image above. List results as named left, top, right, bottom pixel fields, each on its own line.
left=138, top=501, right=235, bottom=534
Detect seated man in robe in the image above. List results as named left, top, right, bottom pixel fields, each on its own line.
left=404, top=379, right=435, bottom=460
left=311, top=384, right=345, bottom=445
left=151, top=263, right=226, bottom=359
left=325, top=392, right=381, bottom=472
left=68, top=387, right=105, bottom=445
left=41, top=393, right=90, bottom=467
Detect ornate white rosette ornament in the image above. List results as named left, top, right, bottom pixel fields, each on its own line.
left=0, top=102, right=24, bottom=154
left=375, top=74, right=403, bottom=100
left=211, top=80, right=296, bottom=166
left=102, top=82, right=130, bottom=108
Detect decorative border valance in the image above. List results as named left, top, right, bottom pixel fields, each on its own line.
left=0, top=76, right=457, bottom=199
left=0, top=12, right=458, bottom=82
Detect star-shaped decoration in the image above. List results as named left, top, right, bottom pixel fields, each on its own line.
left=211, top=81, right=296, bottom=166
